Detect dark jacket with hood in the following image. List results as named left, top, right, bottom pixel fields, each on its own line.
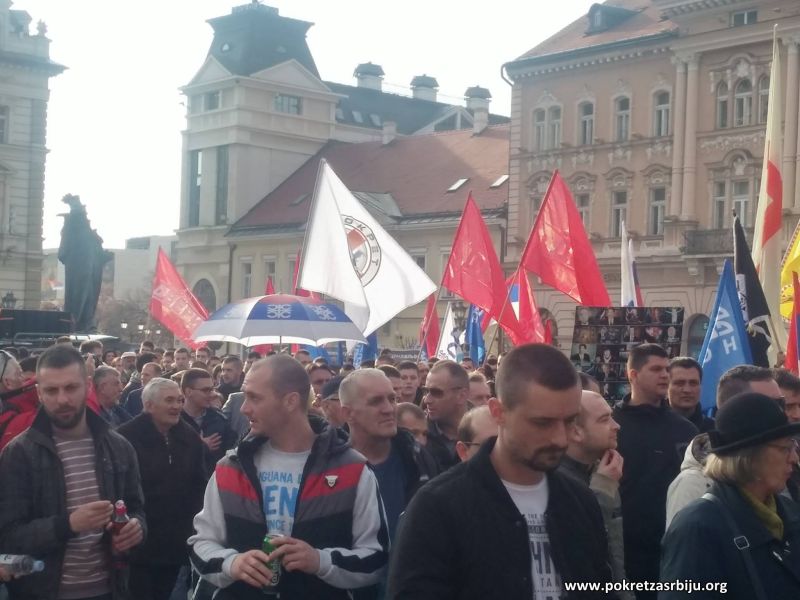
left=661, top=482, right=800, bottom=599
left=117, top=413, right=206, bottom=566
left=393, top=427, right=440, bottom=504
left=387, top=437, right=615, bottom=599
left=0, top=407, right=146, bottom=600
left=612, top=395, right=697, bottom=589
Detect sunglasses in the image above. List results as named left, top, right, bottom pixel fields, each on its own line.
left=421, top=385, right=463, bottom=399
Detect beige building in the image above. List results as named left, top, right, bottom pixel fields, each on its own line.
left=503, top=0, right=800, bottom=355
left=174, top=2, right=508, bottom=348
left=0, top=2, right=63, bottom=309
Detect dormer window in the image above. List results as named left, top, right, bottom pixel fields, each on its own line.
left=732, top=10, right=757, bottom=27
left=593, top=11, right=603, bottom=29
left=586, top=4, right=637, bottom=34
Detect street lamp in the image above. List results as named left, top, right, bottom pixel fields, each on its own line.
left=1, top=291, right=17, bottom=309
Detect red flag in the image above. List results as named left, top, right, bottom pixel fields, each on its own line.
left=419, top=294, right=440, bottom=358
left=785, top=272, right=800, bottom=374
left=265, top=277, right=275, bottom=295
left=544, top=319, right=553, bottom=345
left=511, top=267, right=545, bottom=344
left=150, top=248, right=208, bottom=349
left=293, top=249, right=321, bottom=300
left=442, top=193, right=523, bottom=341
left=520, top=171, right=610, bottom=306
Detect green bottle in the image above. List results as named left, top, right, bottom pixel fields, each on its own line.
left=261, top=534, right=282, bottom=589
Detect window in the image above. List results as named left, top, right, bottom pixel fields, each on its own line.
left=241, top=262, right=252, bottom=298
left=758, top=76, right=769, bottom=124
left=189, top=95, right=202, bottom=115
left=547, top=106, right=561, bottom=149
left=576, top=193, right=591, bottom=228
left=734, top=79, right=752, bottom=127
left=533, top=109, right=546, bottom=151
left=264, top=259, right=276, bottom=291
left=716, top=82, right=729, bottom=129
left=713, top=181, right=727, bottom=229
left=578, top=102, right=594, bottom=145
left=412, top=254, right=427, bottom=272
left=490, top=175, right=510, bottom=188
left=653, top=92, right=670, bottom=137
left=611, top=190, right=627, bottom=237
left=352, top=110, right=363, bottom=123
left=204, top=91, right=220, bottom=111
left=649, top=187, right=666, bottom=235
left=0, top=106, right=9, bottom=143
left=615, top=97, right=630, bottom=142
left=447, top=178, right=469, bottom=192
left=188, top=150, right=202, bottom=227
left=369, top=114, right=381, bottom=127
left=732, top=10, right=757, bottom=27
left=288, top=257, right=297, bottom=292
left=193, top=279, right=217, bottom=313
left=215, top=146, right=228, bottom=225
left=732, top=180, right=750, bottom=225
left=274, top=94, right=302, bottom=115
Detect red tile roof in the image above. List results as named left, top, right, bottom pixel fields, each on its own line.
left=515, top=0, right=676, bottom=62
left=231, top=125, right=509, bottom=230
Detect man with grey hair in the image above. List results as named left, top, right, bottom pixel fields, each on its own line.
left=340, top=369, right=439, bottom=541
left=93, top=364, right=132, bottom=427
left=189, top=355, right=389, bottom=597
left=118, top=378, right=206, bottom=600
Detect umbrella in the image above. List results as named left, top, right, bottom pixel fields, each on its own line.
left=193, top=294, right=366, bottom=346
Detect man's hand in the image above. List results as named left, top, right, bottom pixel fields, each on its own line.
left=596, top=449, right=624, bottom=482
left=0, top=565, right=12, bottom=582
left=108, top=517, right=143, bottom=552
left=202, top=433, right=222, bottom=451
left=269, top=536, right=320, bottom=574
left=230, top=550, right=273, bottom=588
left=69, top=500, right=113, bottom=534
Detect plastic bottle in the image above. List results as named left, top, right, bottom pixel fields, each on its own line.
left=0, top=554, right=45, bottom=576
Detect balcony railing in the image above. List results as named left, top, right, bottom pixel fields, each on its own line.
left=682, top=228, right=752, bottom=255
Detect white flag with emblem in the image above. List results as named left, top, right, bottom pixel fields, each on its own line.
left=299, top=159, right=436, bottom=336
left=434, top=303, right=462, bottom=361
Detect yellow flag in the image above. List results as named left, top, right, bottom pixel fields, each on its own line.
left=781, top=219, right=800, bottom=318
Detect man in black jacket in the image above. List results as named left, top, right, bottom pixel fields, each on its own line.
left=612, top=343, right=697, bottom=600
left=340, top=369, right=440, bottom=541
left=387, top=343, right=613, bottom=599
left=0, top=344, right=146, bottom=600
left=118, top=378, right=206, bottom=600
left=423, top=360, right=469, bottom=471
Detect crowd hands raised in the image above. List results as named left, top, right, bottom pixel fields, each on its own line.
left=1, top=337, right=800, bottom=599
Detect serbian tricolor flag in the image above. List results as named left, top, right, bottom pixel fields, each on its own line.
left=520, top=171, right=610, bottom=306
left=149, top=248, right=208, bottom=349
left=752, top=30, right=788, bottom=361
left=785, top=272, right=800, bottom=375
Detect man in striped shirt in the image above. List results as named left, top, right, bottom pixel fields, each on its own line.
left=0, top=344, right=146, bottom=600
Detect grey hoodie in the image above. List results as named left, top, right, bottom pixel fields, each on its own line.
left=665, top=433, right=712, bottom=529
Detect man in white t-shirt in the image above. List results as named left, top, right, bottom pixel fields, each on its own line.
left=388, top=343, right=614, bottom=600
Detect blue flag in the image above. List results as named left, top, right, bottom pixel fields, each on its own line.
left=466, top=304, right=486, bottom=365
left=352, top=333, right=379, bottom=368
left=303, top=344, right=332, bottom=363
left=698, top=259, right=753, bottom=412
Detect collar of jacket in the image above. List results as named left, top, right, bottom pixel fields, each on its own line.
left=711, top=481, right=800, bottom=547
left=0, top=379, right=38, bottom=409
left=617, top=393, right=669, bottom=414
left=124, top=412, right=196, bottom=444
left=560, top=454, right=593, bottom=484
left=28, top=403, right=110, bottom=449
left=236, top=413, right=348, bottom=463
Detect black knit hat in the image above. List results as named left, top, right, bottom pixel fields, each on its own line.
left=708, top=392, right=800, bottom=455
left=321, top=375, right=344, bottom=400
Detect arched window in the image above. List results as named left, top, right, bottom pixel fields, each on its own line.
left=547, top=106, right=562, bottom=149
left=758, top=76, right=769, bottom=123
left=193, top=279, right=217, bottom=313
left=653, top=91, right=670, bottom=137
left=614, top=96, right=630, bottom=142
left=578, top=102, right=594, bottom=145
left=533, top=109, right=546, bottom=151
left=716, top=82, right=729, bottom=129
left=686, top=314, right=709, bottom=359
left=734, top=79, right=752, bottom=127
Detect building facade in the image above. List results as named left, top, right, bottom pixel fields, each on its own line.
left=504, top=0, right=800, bottom=355
left=0, top=2, right=63, bottom=309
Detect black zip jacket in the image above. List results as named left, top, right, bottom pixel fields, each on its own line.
left=386, top=437, right=614, bottom=599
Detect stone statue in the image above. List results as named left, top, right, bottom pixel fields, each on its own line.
left=58, top=194, right=113, bottom=332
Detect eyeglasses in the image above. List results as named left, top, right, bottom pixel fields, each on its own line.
left=767, top=439, right=800, bottom=457
left=421, top=386, right=463, bottom=399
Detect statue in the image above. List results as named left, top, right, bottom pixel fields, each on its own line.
left=58, top=194, right=113, bottom=332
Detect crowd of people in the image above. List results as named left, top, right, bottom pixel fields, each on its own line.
left=0, top=336, right=799, bottom=599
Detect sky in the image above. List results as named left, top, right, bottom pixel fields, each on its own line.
left=22, top=0, right=597, bottom=249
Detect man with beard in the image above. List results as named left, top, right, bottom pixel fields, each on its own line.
left=387, top=344, right=613, bottom=599
left=0, top=344, right=145, bottom=599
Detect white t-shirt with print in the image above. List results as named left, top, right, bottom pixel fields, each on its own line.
left=255, top=441, right=311, bottom=536
left=502, top=477, right=563, bottom=600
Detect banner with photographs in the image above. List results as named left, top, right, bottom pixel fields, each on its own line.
left=571, top=307, right=685, bottom=403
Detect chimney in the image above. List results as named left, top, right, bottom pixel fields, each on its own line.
left=473, top=107, right=489, bottom=135
left=382, top=121, right=397, bottom=145
left=354, top=62, right=384, bottom=91
left=410, top=75, right=439, bottom=102
left=465, top=85, right=491, bottom=111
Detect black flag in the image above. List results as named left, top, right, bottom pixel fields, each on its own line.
left=733, top=215, right=774, bottom=367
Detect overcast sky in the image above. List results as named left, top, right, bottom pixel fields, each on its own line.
left=23, top=0, right=596, bottom=249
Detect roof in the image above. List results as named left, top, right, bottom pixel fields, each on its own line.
left=511, top=0, right=677, bottom=64
left=325, top=81, right=509, bottom=134
left=230, top=125, right=510, bottom=234
left=205, top=3, right=319, bottom=78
